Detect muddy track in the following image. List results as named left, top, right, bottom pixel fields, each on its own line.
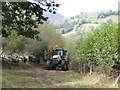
left=20, top=70, right=56, bottom=85
left=3, top=67, right=118, bottom=88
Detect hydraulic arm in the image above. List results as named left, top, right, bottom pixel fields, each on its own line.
left=44, top=45, right=60, bottom=60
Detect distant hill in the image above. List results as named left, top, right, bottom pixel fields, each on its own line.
left=54, top=10, right=118, bottom=40
left=44, top=12, right=65, bottom=21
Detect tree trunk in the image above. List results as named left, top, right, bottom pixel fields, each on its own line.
left=81, top=62, right=83, bottom=74
left=90, top=62, right=93, bottom=76
left=83, top=62, right=86, bottom=74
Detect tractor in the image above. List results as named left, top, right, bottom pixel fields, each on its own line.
left=43, top=45, right=69, bottom=71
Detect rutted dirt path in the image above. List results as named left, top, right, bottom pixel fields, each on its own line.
left=2, top=66, right=118, bottom=88
left=18, top=69, right=117, bottom=88
left=21, top=70, right=54, bottom=85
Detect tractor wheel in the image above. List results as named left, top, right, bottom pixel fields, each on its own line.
left=46, top=60, right=51, bottom=70
left=52, top=66, right=56, bottom=70
left=66, top=61, right=69, bottom=70
left=61, top=60, right=67, bottom=71
left=66, top=64, right=69, bottom=70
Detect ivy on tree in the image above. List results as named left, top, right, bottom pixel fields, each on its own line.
left=1, top=1, right=60, bottom=40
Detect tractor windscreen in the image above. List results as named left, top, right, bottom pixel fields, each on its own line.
left=53, top=49, right=64, bottom=57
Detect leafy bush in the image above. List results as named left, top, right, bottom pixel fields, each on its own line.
left=2, top=30, right=28, bottom=55
left=76, top=24, right=118, bottom=74
left=27, top=22, right=65, bottom=58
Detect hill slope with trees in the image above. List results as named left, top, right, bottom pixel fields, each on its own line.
left=54, top=10, right=118, bottom=40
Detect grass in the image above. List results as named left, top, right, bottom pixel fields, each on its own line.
left=2, top=67, right=44, bottom=88
left=2, top=67, right=90, bottom=88
left=2, top=66, right=118, bottom=88
left=45, top=71, right=79, bottom=82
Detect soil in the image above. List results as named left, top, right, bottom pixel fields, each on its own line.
left=21, top=70, right=54, bottom=85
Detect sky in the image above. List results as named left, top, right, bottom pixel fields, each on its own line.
left=55, top=0, right=119, bottom=17
left=29, top=0, right=120, bottom=17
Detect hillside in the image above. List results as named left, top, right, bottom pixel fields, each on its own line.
left=44, top=12, right=65, bottom=21
left=54, top=10, right=118, bottom=40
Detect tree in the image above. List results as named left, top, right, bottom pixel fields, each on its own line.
left=1, top=30, right=28, bottom=55
left=26, top=22, right=65, bottom=60
left=77, top=24, right=118, bottom=74
left=1, top=1, right=60, bottom=39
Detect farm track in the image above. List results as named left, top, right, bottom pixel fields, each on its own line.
left=2, top=64, right=118, bottom=88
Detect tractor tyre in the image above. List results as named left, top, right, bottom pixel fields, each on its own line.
left=66, top=64, right=69, bottom=70
left=52, top=66, right=56, bottom=70
left=61, top=60, right=67, bottom=71
left=46, top=60, right=51, bottom=70
left=66, top=61, right=69, bottom=70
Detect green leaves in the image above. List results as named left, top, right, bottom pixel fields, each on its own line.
left=77, top=24, right=118, bottom=65
left=46, top=3, right=51, bottom=7
left=6, top=30, right=28, bottom=54
left=46, top=2, right=60, bottom=14
left=56, top=4, right=59, bottom=7
left=1, top=1, right=59, bottom=39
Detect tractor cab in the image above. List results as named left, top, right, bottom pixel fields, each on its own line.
left=52, top=48, right=67, bottom=59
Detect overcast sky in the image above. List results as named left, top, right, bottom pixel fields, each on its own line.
left=29, top=0, right=120, bottom=17
left=55, top=0, right=119, bottom=17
